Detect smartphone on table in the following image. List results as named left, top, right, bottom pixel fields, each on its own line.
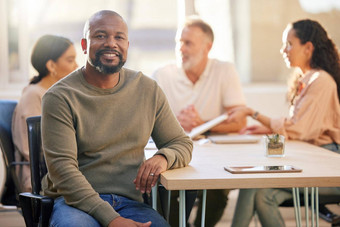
left=224, top=165, right=302, bottom=174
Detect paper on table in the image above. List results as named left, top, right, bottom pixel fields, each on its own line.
left=188, top=114, right=228, bottom=139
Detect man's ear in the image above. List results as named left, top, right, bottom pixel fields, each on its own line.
left=81, top=39, right=87, bottom=54
left=203, top=41, right=212, bottom=56
left=206, top=42, right=212, bottom=52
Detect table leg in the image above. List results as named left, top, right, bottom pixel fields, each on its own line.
left=166, top=190, right=171, bottom=221
left=316, top=187, right=319, bottom=227
left=179, top=190, right=186, bottom=227
left=201, top=189, right=207, bottom=227
left=292, top=187, right=302, bottom=227
left=304, top=187, right=309, bottom=227
left=302, top=187, right=319, bottom=227
left=311, top=187, right=315, bottom=227
left=305, top=187, right=320, bottom=227
left=151, top=183, right=158, bottom=210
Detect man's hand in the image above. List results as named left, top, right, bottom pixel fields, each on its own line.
left=226, top=106, right=251, bottom=124
left=134, top=155, right=167, bottom=194
left=240, top=125, right=272, bottom=135
left=177, top=105, right=204, bottom=132
left=108, top=216, right=151, bottom=227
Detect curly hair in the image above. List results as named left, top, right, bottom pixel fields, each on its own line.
left=289, top=19, right=340, bottom=103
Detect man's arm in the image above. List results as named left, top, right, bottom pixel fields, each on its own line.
left=108, top=217, right=152, bottom=227
left=176, top=104, right=204, bottom=132
left=150, top=85, right=193, bottom=169
left=210, top=105, right=247, bottom=133
left=134, top=83, right=193, bottom=195
left=177, top=105, right=247, bottom=134
left=211, top=62, right=246, bottom=133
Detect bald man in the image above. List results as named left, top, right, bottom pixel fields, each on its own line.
left=41, top=10, right=192, bottom=227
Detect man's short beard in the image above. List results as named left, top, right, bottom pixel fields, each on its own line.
left=90, top=51, right=126, bottom=74
left=181, top=50, right=205, bottom=71
left=182, top=61, right=191, bottom=71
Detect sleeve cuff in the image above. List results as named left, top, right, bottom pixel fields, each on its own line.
left=89, top=200, right=120, bottom=226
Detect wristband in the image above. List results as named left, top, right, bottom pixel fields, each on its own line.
left=252, top=111, right=259, bottom=120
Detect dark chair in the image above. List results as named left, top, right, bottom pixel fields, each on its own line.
left=19, top=116, right=53, bottom=227
left=333, top=215, right=340, bottom=226
left=0, top=99, right=29, bottom=206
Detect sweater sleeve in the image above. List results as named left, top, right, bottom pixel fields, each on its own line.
left=151, top=85, right=193, bottom=169
left=41, top=92, right=119, bottom=227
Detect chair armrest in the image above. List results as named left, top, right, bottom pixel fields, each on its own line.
left=19, top=192, right=54, bottom=227
left=10, top=161, right=30, bottom=166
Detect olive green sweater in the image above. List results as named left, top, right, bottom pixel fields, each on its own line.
left=41, top=68, right=193, bottom=226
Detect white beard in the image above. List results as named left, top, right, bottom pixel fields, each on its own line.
left=181, top=49, right=205, bottom=71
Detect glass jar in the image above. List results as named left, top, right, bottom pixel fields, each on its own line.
left=264, top=135, right=285, bottom=157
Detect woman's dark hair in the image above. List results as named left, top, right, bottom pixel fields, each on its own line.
left=292, top=19, right=340, bottom=102
left=30, top=35, right=73, bottom=84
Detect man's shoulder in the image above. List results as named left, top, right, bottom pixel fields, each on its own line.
left=122, top=67, right=139, bottom=76
left=122, top=68, right=157, bottom=88
left=152, top=62, right=179, bottom=79
left=47, top=69, right=82, bottom=94
left=122, top=68, right=152, bottom=82
left=156, top=62, right=178, bottom=71
left=210, top=58, right=235, bottom=69
left=208, top=59, right=240, bottom=80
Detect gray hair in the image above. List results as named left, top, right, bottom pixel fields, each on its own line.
left=183, top=16, right=214, bottom=43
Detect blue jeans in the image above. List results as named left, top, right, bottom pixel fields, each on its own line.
left=232, top=143, right=340, bottom=227
left=49, top=194, right=170, bottom=227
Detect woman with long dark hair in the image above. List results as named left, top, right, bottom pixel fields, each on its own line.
left=12, top=35, right=77, bottom=192
left=229, top=19, right=340, bottom=227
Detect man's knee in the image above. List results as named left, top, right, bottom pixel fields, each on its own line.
left=50, top=209, right=100, bottom=227
left=50, top=197, right=100, bottom=227
left=255, top=188, right=292, bottom=207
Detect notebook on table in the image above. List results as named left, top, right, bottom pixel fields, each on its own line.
left=208, top=134, right=261, bottom=144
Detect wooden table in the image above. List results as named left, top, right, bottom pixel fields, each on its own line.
left=159, top=139, right=340, bottom=227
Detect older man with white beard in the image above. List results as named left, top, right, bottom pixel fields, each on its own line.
left=152, top=17, right=246, bottom=227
